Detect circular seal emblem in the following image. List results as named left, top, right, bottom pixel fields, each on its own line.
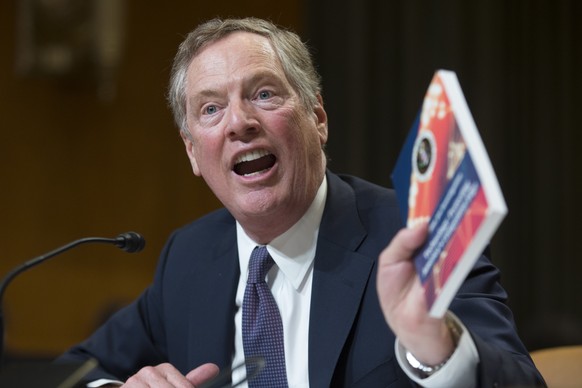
left=412, top=129, right=436, bottom=182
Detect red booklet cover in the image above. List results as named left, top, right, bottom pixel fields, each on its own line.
left=391, top=70, right=507, bottom=317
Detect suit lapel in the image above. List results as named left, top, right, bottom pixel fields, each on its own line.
left=308, top=173, right=375, bottom=387
left=187, top=221, right=240, bottom=369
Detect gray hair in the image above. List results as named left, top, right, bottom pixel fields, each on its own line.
left=167, top=17, right=322, bottom=135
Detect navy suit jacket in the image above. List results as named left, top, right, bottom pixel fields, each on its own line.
left=61, top=172, right=544, bottom=387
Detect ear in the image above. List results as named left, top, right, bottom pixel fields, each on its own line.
left=181, top=131, right=201, bottom=176
left=314, top=94, right=328, bottom=146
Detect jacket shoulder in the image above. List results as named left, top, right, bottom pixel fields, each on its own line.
left=333, top=173, right=402, bottom=224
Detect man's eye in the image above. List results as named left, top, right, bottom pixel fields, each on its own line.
left=258, top=90, right=272, bottom=100
left=204, top=105, right=218, bottom=115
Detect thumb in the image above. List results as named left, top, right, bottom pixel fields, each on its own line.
left=186, top=363, right=220, bottom=386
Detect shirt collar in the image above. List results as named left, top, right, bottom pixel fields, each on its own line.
left=237, top=176, right=328, bottom=290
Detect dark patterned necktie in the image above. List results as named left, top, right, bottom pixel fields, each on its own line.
left=242, top=246, right=289, bottom=387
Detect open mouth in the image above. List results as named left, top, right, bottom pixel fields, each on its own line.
left=233, top=149, right=277, bottom=176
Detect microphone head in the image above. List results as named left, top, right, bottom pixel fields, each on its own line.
left=115, top=232, right=146, bottom=253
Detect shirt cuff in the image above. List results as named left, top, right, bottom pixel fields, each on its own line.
left=395, top=311, right=479, bottom=388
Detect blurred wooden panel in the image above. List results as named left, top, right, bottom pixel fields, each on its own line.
left=0, top=0, right=302, bottom=357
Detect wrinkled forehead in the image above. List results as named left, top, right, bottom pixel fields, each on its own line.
left=191, top=32, right=278, bottom=71
left=185, top=32, right=287, bottom=91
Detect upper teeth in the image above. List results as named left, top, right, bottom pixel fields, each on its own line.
left=235, top=149, right=269, bottom=164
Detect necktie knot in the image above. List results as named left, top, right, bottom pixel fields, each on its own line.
left=247, top=246, right=274, bottom=284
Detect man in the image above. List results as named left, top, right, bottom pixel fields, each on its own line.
left=59, top=17, right=544, bottom=387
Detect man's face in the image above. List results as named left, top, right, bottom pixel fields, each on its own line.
left=182, top=32, right=328, bottom=241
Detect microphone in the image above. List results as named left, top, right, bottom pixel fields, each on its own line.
left=0, top=232, right=145, bottom=366
left=114, top=232, right=146, bottom=253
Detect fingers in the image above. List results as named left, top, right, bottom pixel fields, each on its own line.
left=379, top=223, right=428, bottom=265
left=122, top=363, right=195, bottom=388
left=120, top=363, right=220, bottom=388
left=376, top=224, right=429, bottom=320
left=186, top=363, right=220, bottom=386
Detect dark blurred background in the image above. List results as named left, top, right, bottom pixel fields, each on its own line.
left=0, top=0, right=580, bottom=361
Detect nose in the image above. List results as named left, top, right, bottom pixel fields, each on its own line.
left=225, top=99, right=259, bottom=140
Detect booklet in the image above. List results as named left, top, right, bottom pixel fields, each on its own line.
left=391, top=70, right=507, bottom=317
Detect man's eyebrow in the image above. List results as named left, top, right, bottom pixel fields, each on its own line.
left=188, top=89, right=222, bottom=108
left=243, top=69, right=285, bottom=88
left=193, top=88, right=222, bottom=99
left=188, top=69, right=286, bottom=107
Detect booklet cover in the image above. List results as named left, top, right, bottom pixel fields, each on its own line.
left=391, top=70, right=507, bottom=318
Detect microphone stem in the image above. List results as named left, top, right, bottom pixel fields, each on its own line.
left=0, top=236, right=116, bottom=367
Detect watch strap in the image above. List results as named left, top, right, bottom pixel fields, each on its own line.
left=405, top=312, right=463, bottom=378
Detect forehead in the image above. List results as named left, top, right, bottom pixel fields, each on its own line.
left=186, top=32, right=285, bottom=92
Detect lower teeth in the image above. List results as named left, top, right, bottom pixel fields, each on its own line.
left=243, top=168, right=270, bottom=177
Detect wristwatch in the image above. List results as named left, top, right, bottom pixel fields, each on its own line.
left=405, top=313, right=463, bottom=378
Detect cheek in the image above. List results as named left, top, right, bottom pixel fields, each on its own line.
left=291, top=115, right=324, bottom=154
left=191, top=135, right=223, bottom=171
left=277, top=109, right=314, bottom=145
